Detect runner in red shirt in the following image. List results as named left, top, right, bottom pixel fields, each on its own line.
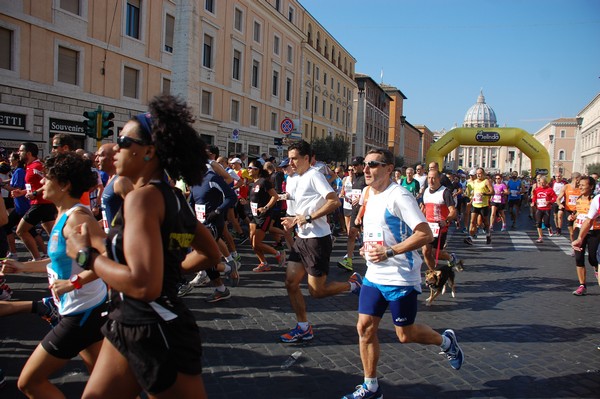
left=13, top=142, right=57, bottom=259
left=531, top=175, right=557, bottom=243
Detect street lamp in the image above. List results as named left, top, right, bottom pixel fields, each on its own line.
left=574, top=117, right=584, bottom=173
left=549, top=133, right=554, bottom=176
left=357, top=79, right=365, bottom=97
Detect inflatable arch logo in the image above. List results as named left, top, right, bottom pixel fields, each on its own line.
left=425, top=127, right=550, bottom=175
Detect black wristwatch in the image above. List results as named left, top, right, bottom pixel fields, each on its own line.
left=385, top=247, right=395, bottom=258
left=76, top=247, right=99, bottom=270
left=305, top=215, right=312, bottom=224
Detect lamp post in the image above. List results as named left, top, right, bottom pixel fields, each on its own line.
left=573, top=117, right=584, bottom=173
left=548, top=133, right=554, bottom=177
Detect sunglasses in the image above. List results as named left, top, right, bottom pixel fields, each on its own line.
left=363, top=160, right=388, bottom=168
left=117, top=135, right=147, bottom=148
left=247, top=166, right=260, bottom=170
left=52, top=145, right=60, bottom=149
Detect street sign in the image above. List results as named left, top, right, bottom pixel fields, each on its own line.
left=232, top=129, right=239, bottom=142
left=280, top=118, right=293, bottom=135
left=273, top=138, right=283, bottom=146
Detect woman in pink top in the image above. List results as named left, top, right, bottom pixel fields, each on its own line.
left=490, top=174, right=509, bottom=231
left=531, top=175, right=557, bottom=242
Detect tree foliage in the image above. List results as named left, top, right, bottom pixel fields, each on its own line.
left=586, top=163, right=600, bottom=175
left=310, top=136, right=351, bottom=164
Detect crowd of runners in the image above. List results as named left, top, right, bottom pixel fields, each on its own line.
left=0, top=94, right=597, bottom=398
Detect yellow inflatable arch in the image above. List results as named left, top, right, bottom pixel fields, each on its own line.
left=425, top=127, right=550, bottom=175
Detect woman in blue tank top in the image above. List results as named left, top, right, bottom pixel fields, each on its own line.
left=66, top=95, right=221, bottom=398
left=2, top=153, right=107, bottom=398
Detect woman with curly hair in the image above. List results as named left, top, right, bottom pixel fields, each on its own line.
left=2, top=152, right=107, bottom=398
left=66, top=94, right=221, bottom=398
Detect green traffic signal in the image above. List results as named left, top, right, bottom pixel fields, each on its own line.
left=82, top=110, right=98, bottom=138
left=101, top=111, right=114, bottom=138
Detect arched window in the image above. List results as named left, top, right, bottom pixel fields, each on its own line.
left=558, top=150, right=565, bottom=161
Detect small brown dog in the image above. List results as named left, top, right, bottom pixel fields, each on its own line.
left=424, top=261, right=464, bottom=306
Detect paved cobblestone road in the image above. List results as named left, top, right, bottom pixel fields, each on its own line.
left=1, top=211, right=599, bottom=398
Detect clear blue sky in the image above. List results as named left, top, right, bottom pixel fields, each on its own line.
left=300, top=0, right=600, bottom=134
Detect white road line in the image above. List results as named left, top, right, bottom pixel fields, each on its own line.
left=507, top=230, right=540, bottom=252
left=547, top=235, right=574, bottom=256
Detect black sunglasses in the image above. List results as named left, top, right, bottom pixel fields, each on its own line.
left=52, top=145, right=60, bottom=149
left=363, top=160, right=388, bottom=168
left=117, top=135, right=147, bottom=148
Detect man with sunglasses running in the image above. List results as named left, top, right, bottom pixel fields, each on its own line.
left=342, top=148, right=463, bottom=399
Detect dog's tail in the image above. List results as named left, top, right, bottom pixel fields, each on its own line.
left=452, top=259, right=465, bottom=272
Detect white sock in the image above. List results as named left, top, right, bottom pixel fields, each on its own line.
left=364, top=377, right=378, bottom=392
left=297, top=321, right=309, bottom=331
left=216, top=285, right=226, bottom=292
left=223, top=263, right=231, bottom=273
left=349, top=282, right=358, bottom=292
left=440, top=335, right=451, bottom=351
left=225, top=255, right=234, bottom=262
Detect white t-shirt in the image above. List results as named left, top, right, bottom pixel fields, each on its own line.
left=415, top=173, right=427, bottom=190
left=290, top=167, right=333, bottom=238
left=285, top=173, right=299, bottom=216
left=362, top=183, right=427, bottom=287
left=585, top=195, right=600, bottom=220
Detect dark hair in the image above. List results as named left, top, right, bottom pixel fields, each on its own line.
left=366, top=148, right=394, bottom=165
left=144, top=94, right=207, bottom=186
left=208, top=145, right=220, bottom=157
left=21, top=142, right=39, bottom=157
left=249, top=160, right=269, bottom=179
left=45, top=153, right=97, bottom=198
left=287, top=140, right=312, bottom=157
left=53, top=133, right=75, bottom=150
left=580, top=176, right=596, bottom=199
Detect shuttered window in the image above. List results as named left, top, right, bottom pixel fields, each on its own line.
left=123, top=66, right=139, bottom=98
left=58, top=46, right=78, bottom=85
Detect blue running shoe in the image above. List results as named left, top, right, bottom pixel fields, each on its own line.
left=349, top=272, right=362, bottom=296
left=341, top=383, right=383, bottom=399
left=280, top=324, right=314, bottom=343
left=37, top=297, right=61, bottom=327
left=443, top=329, right=464, bottom=370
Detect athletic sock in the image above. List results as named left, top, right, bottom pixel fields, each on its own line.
left=440, top=335, right=451, bottom=351
left=216, top=285, right=226, bottom=292
left=225, top=255, right=234, bottom=263
left=364, top=377, right=378, bottom=392
left=223, top=263, right=232, bottom=273
left=297, top=321, right=309, bottom=331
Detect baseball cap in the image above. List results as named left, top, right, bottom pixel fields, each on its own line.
left=469, top=169, right=476, bottom=175
left=278, top=158, right=290, bottom=167
left=230, top=157, right=242, bottom=164
left=351, top=156, right=364, bottom=166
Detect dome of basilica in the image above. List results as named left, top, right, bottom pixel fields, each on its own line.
left=463, top=90, right=498, bottom=128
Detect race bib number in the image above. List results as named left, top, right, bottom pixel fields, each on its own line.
left=363, top=225, right=384, bottom=261
left=46, top=266, right=59, bottom=302
left=473, top=193, right=483, bottom=204
left=492, top=194, right=502, bottom=203
left=428, top=222, right=440, bottom=238
left=351, top=189, right=362, bottom=203
left=101, top=209, right=109, bottom=234
left=536, top=198, right=547, bottom=208
left=250, top=202, right=258, bottom=216
left=510, top=190, right=519, bottom=197
left=568, top=195, right=578, bottom=206
left=575, top=214, right=586, bottom=229
left=194, top=204, right=206, bottom=223
left=25, top=183, right=32, bottom=195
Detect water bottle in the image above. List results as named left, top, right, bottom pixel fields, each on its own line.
left=280, top=351, right=302, bottom=369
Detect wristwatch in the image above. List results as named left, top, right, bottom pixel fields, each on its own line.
left=76, top=247, right=99, bottom=270
left=305, top=215, right=312, bottom=224
left=69, top=274, right=83, bottom=290
left=385, top=247, right=395, bottom=258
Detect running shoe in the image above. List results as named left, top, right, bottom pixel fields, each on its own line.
left=463, top=236, right=473, bottom=246
left=572, top=285, right=587, bottom=296
left=349, top=272, right=363, bottom=296
left=548, top=231, right=555, bottom=237
left=206, top=288, right=231, bottom=303
left=501, top=225, right=507, bottom=232
left=279, top=323, right=314, bottom=343
left=337, top=256, right=354, bottom=272
left=0, top=287, right=11, bottom=301
left=341, top=383, right=383, bottom=399
left=37, top=297, right=60, bottom=327
left=233, top=253, right=242, bottom=263
left=556, top=228, right=562, bottom=236
left=224, top=262, right=240, bottom=287
left=536, top=237, right=543, bottom=243
left=461, top=228, right=468, bottom=234
left=442, top=329, right=464, bottom=370
left=253, top=263, right=271, bottom=272
left=190, top=271, right=210, bottom=287
left=6, top=252, right=18, bottom=260
left=486, top=234, right=492, bottom=245
left=176, top=281, right=194, bottom=297
left=275, top=250, right=286, bottom=267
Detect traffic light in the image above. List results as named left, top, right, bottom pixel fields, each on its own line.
left=83, top=108, right=98, bottom=138
left=101, top=111, right=114, bottom=138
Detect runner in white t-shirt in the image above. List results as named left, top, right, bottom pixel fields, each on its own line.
left=341, top=148, right=464, bottom=399
left=279, top=140, right=361, bottom=344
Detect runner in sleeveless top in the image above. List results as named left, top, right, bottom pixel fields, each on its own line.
left=422, top=170, right=463, bottom=272
left=490, top=174, right=509, bottom=232
left=65, top=95, right=221, bottom=398
left=338, top=156, right=366, bottom=272
left=557, top=172, right=582, bottom=244
left=551, top=173, right=568, bottom=235
left=464, top=168, right=493, bottom=246
left=339, top=165, right=355, bottom=241
left=569, top=176, right=600, bottom=296
left=2, top=153, right=107, bottom=398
